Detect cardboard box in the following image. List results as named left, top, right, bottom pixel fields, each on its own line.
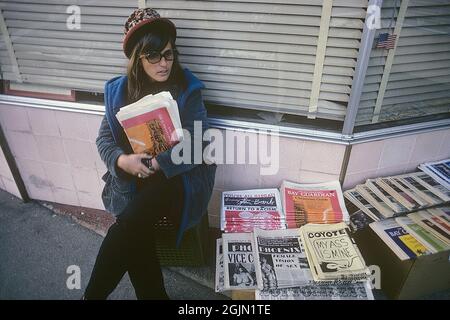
left=353, top=226, right=450, bottom=299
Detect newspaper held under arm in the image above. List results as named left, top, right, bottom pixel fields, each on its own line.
left=115, top=91, right=183, bottom=157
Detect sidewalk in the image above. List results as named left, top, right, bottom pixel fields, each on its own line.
left=1, top=189, right=448, bottom=300
left=0, top=189, right=229, bottom=300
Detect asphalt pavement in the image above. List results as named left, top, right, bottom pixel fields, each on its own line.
left=0, top=189, right=228, bottom=300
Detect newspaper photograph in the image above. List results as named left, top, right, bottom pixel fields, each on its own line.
left=255, top=280, right=374, bottom=300
left=349, top=209, right=375, bottom=232
left=253, top=228, right=313, bottom=291
left=222, top=232, right=259, bottom=290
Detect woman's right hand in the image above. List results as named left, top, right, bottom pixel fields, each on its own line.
left=116, top=153, right=154, bottom=178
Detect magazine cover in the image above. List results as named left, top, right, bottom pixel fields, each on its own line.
left=281, top=180, right=349, bottom=228
left=409, top=211, right=450, bottom=246
left=221, top=189, right=285, bottom=233
left=253, top=228, right=312, bottom=290
left=396, top=216, right=448, bottom=253
left=116, top=91, right=183, bottom=156
left=299, top=222, right=369, bottom=281
left=369, top=219, right=430, bottom=260
left=222, top=232, right=259, bottom=290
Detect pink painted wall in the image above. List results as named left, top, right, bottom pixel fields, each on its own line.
left=1, top=104, right=449, bottom=228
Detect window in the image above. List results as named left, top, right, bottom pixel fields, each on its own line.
left=356, top=0, right=450, bottom=126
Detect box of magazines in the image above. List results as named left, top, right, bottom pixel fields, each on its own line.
left=353, top=224, right=450, bottom=299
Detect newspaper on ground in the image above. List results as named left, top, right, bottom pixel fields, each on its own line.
left=253, top=228, right=313, bottom=291
left=255, top=280, right=374, bottom=300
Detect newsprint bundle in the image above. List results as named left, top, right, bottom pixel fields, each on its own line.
left=216, top=227, right=373, bottom=300
left=116, top=91, right=182, bottom=157
left=221, top=189, right=285, bottom=233
left=281, top=180, right=350, bottom=228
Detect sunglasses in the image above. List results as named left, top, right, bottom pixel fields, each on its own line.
left=140, top=49, right=177, bottom=64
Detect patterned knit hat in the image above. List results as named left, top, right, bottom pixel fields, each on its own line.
left=123, top=8, right=176, bottom=58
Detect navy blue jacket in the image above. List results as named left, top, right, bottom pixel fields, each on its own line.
left=97, top=68, right=216, bottom=245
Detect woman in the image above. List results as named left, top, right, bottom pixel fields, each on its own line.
left=233, top=265, right=254, bottom=287
left=84, top=8, right=216, bottom=300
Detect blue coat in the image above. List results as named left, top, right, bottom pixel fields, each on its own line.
left=97, top=68, right=216, bottom=246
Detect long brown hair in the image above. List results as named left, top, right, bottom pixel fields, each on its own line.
left=126, top=29, right=186, bottom=103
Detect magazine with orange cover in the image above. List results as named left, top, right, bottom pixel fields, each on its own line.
left=116, top=91, right=183, bottom=156
left=281, top=180, right=349, bottom=228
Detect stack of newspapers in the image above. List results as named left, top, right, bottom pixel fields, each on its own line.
left=281, top=180, right=349, bottom=228
left=418, top=159, right=450, bottom=190
left=115, top=91, right=183, bottom=157
left=220, top=189, right=285, bottom=233
left=344, top=162, right=450, bottom=232
left=299, top=222, right=370, bottom=282
left=215, top=227, right=373, bottom=300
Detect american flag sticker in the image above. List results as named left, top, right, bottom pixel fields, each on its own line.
left=376, top=33, right=397, bottom=49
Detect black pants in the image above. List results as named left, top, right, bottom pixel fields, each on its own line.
left=84, top=172, right=183, bottom=300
